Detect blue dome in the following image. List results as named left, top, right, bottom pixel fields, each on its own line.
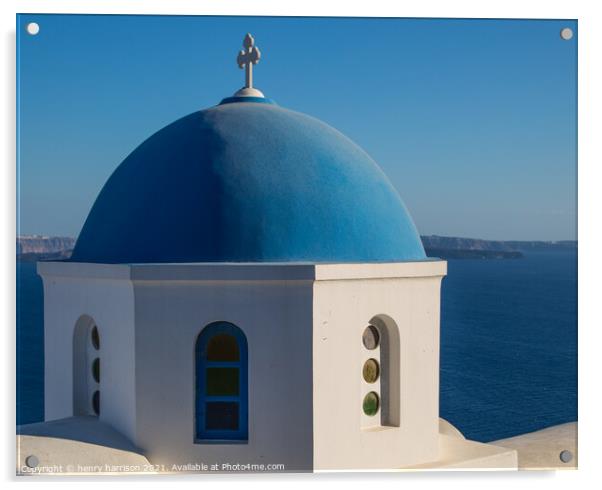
left=71, top=97, right=425, bottom=264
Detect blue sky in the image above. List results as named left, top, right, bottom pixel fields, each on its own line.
left=17, top=15, right=577, bottom=241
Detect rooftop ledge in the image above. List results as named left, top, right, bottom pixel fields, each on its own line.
left=37, top=260, right=447, bottom=282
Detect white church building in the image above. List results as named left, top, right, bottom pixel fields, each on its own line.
left=18, top=34, right=518, bottom=473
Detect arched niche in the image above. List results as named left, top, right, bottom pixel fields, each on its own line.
left=368, top=314, right=401, bottom=427
left=73, top=314, right=100, bottom=416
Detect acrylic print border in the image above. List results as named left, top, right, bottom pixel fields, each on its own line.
left=5, top=0, right=596, bottom=487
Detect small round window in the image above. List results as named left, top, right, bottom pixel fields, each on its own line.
left=92, top=390, right=100, bottom=416
left=363, top=391, right=379, bottom=416
left=362, top=358, right=380, bottom=383
left=362, top=325, right=380, bottom=350
left=92, top=358, right=100, bottom=383
left=91, top=326, right=100, bottom=350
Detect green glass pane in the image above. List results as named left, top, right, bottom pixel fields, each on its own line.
left=207, top=334, right=239, bottom=361
left=206, top=367, right=239, bottom=396
left=363, top=391, right=379, bottom=416
left=362, top=358, right=379, bottom=383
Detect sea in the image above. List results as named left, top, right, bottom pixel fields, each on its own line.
left=16, top=249, right=577, bottom=442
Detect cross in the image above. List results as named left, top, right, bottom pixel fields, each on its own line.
left=237, top=33, right=261, bottom=89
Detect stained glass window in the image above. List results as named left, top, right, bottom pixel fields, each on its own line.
left=92, top=390, right=100, bottom=415
left=92, top=358, right=100, bottom=383
left=207, top=334, right=239, bottom=361
left=363, top=392, right=379, bottom=416
left=91, top=325, right=100, bottom=350
left=206, top=402, right=239, bottom=430
left=363, top=358, right=380, bottom=383
left=195, top=322, right=248, bottom=441
left=362, top=325, right=380, bottom=350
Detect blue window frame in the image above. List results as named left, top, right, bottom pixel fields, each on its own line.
left=195, top=322, right=248, bottom=441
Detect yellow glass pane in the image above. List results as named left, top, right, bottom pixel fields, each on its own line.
left=363, top=358, right=380, bottom=383
left=207, top=334, right=239, bottom=361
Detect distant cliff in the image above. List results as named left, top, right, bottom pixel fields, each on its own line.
left=15, top=235, right=577, bottom=261
left=423, top=248, right=523, bottom=260
left=421, top=235, right=577, bottom=252
left=17, top=236, right=75, bottom=255
left=421, top=235, right=577, bottom=260
left=17, top=236, right=74, bottom=261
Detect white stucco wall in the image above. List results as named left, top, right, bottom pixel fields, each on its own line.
left=38, top=261, right=448, bottom=472
left=38, top=262, right=137, bottom=443
left=130, top=267, right=315, bottom=471
left=312, top=261, right=446, bottom=470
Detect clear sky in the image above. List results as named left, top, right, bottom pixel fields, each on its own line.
left=17, top=15, right=577, bottom=241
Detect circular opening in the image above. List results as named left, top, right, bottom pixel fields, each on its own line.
left=560, top=28, right=573, bottom=40
left=91, top=326, right=100, bottom=350
left=362, top=391, right=380, bottom=416
left=92, top=358, right=100, bottom=383
left=26, top=22, right=40, bottom=35
left=362, top=358, right=380, bottom=383
left=362, top=325, right=380, bottom=350
left=92, top=390, right=100, bottom=416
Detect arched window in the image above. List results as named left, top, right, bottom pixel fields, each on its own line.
left=361, top=315, right=400, bottom=428
left=73, top=315, right=101, bottom=417
left=195, top=322, right=248, bottom=441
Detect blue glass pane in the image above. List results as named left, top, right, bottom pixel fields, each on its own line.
left=206, top=402, right=239, bottom=430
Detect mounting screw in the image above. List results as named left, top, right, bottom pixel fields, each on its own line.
left=25, top=455, right=39, bottom=468
left=559, top=449, right=573, bottom=463
left=26, top=22, right=40, bottom=36
left=560, top=28, right=573, bottom=41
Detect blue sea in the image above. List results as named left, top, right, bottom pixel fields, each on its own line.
left=16, top=250, right=577, bottom=442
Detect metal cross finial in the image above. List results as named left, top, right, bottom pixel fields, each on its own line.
left=237, top=33, right=261, bottom=89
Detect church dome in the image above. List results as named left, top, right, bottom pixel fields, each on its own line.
left=71, top=97, right=425, bottom=264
